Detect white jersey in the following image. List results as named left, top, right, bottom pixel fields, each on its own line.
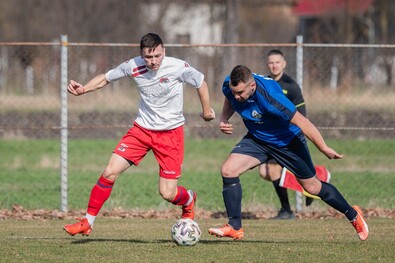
left=105, top=56, right=204, bottom=130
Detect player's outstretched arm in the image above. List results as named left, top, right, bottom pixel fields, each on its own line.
left=219, top=98, right=235, bottom=134
left=290, top=111, right=344, bottom=159
left=197, top=80, right=215, bottom=121
left=67, top=74, right=110, bottom=96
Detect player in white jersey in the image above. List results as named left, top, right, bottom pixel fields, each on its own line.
left=64, top=33, right=215, bottom=237
left=105, top=55, right=205, bottom=130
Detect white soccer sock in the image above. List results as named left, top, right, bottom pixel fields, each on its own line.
left=185, top=190, right=194, bottom=206
left=85, top=213, right=96, bottom=226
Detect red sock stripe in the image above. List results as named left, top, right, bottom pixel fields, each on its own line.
left=96, top=176, right=114, bottom=188
left=87, top=175, right=114, bottom=216
left=171, top=186, right=189, bottom=206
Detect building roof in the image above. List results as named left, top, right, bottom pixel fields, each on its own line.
left=293, top=0, right=374, bottom=17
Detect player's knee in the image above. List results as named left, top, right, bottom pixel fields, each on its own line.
left=102, top=166, right=120, bottom=182
left=300, top=179, right=321, bottom=195
left=159, top=189, right=175, bottom=202
left=221, top=164, right=240, bottom=178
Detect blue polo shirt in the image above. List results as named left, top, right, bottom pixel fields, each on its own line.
left=223, top=73, right=302, bottom=147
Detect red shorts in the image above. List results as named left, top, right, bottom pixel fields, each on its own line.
left=113, top=122, right=184, bottom=179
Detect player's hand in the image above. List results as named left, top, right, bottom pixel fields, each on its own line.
left=67, top=80, right=85, bottom=96
left=321, top=146, right=344, bottom=159
left=219, top=121, right=233, bottom=134
left=200, top=108, right=215, bottom=121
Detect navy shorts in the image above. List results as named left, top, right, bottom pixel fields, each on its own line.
left=231, top=132, right=316, bottom=179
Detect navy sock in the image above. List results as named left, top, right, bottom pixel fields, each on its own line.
left=272, top=179, right=291, bottom=212
left=317, top=182, right=357, bottom=220
left=222, top=177, right=242, bottom=230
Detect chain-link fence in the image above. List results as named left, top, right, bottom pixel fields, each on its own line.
left=1, top=37, right=394, bottom=212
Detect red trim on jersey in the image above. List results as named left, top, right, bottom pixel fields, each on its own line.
left=133, top=65, right=146, bottom=72
left=132, top=65, right=148, bottom=77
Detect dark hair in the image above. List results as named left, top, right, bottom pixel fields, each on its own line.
left=230, top=65, right=253, bottom=86
left=267, top=49, right=284, bottom=57
left=140, top=33, right=164, bottom=51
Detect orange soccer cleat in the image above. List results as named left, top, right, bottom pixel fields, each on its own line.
left=208, top=224, right=244, bottom=240
left=350, top=205, right=369, bottom=241
left=182, top=190, right=197, bottom=220
left=63, top=218, right=92, bottom=236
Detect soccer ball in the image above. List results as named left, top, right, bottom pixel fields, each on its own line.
left=171, top=218, right=201, bottom=246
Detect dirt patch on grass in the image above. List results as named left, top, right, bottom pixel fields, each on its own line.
left=1, top=204, right=394, bottom=221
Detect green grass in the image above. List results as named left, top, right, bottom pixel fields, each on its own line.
left=0, top=138, right=395, bottom=210
left=1, top=138, right=394, bottom=262
left=0, top=218, right=393, bottom=263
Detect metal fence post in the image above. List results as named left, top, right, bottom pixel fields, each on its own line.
left=60, top=35, right=68, bottom=212
left=295, top=35, right=303, bottom=213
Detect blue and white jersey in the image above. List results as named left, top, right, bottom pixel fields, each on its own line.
left=223, top=73, right=302, bottom=147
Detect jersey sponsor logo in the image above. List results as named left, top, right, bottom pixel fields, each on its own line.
left=117, top=143, right=128, bottom=152
left=162, top=170, right=176, bottom=175
left=251, top=110, right=262, bottom=119
left=132, top=65, right=148, bottom=77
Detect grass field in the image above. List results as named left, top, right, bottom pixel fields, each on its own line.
left=0, top=218, right=394, bottom=263
left=1, top=137, right=395, bottom=262
left=1, top=138, right=395, bottom=211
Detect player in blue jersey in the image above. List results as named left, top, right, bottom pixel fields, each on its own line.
left=208, top=65, right=368, bottom=241
left=259, top=49, right=314, bottom=220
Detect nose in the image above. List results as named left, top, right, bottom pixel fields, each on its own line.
left=235, top=95, right=244, bottom=101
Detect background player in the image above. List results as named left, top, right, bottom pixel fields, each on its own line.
left=63, top=33, right=215, bottom=236
left=259, top=49, right=314, bottom=219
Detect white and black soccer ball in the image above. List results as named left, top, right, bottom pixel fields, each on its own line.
left=171, top=218, right=201, bottom=246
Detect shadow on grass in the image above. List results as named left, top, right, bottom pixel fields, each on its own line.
left=71, top=238, right=167, bottom=244
left=70, top=238, right=317, bottom=245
